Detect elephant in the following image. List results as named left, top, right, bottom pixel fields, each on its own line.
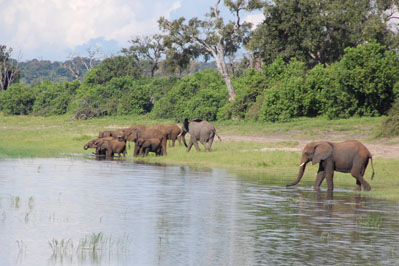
left=123, top=127, right=167, bottom=156
left=150, top=124, right=182, bottom=147
left=98, top=130, right=124, bottom=139
left=95, top=137, right=126, bottom=158
left=136, top=138, right=162, bottom=156
left=84, top=139, right=98, bottom=150
left=84, top=137, right=113, bottom=156
left=286, top=140, right=375, bottom=191
left=181, top=118, right=221, bottom=152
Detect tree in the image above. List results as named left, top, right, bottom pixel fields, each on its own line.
left=247, top=0, right=397, bottom=68
left=0, top=45, right=20, bottom=91
left=122, top=34, right=165, bottom=77
left=84, top=55, right=141, bottom=85
left=159, top=0, right=263, bottom=103
left=64, top=47, right=101, bottom=81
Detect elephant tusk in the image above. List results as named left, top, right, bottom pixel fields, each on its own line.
left=299, top=162, right=305, bottom=167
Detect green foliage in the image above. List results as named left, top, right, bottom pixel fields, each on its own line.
left=72, top=76, right=153, bottom=119
left=258, top=59, right=312, bottom=122
left=0, top=84, right=35, bottom=115
left=331, top=41, right=399, bottom=116
left=257, top=42, right=399, bottom=122
left=19, top=59, right=82, bottom=85
left=152, top=69, right=228, bottom=121
left=247, top=0, right=397, bottom=68
left=32, top=81, right=79, bottom=116
left=378, top=101, right=399, bottom=137
left=230, top=68, right=267, bottom=120
left=84, top=56, right=141, bottom=85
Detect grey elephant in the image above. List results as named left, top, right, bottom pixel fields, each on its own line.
left=181, top=118, right=221, bottom=152
left=286, top=140, right=375, bottom=191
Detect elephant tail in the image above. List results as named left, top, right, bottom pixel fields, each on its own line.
left=215, top=132, right=222, bottom=141
left=369, top=156, right=375, bottom=180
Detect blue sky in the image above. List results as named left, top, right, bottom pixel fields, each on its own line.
left=0, top=0, right=264, bottom=62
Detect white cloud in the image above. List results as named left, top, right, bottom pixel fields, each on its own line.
left=243, top=12, right=265, bottom=29
left=0, top=0, right=181, bottom=60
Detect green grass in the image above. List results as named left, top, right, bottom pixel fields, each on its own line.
left=1, top=113, right=399, bottom=200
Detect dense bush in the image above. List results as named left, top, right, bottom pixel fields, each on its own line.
left=152, top=69, right=228, bottom=121
left=332, top=41, right=399, bottom=116
left=379, top=101, right=399, bottom=137
left=0, top=84, right=35, bottom=115
left=258, top=59, right=317, bottom=122
left=256, top=42, right=399, bottom=122
left=32, top=81, right=79, bottom=115
left=84, top=56, right=142, bottom=85
left=71, top=76, right=153, bottom=119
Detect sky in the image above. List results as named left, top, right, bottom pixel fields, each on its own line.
left=0, top=0, right=264, bottom=62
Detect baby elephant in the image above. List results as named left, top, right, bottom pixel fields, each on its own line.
left=287, top=140, right=375, bottom=191
left=135, top=138, right=162, bottom=156
left=95, top=137, right=126, bottom=159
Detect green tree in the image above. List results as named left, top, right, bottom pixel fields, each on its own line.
left=159, top=0, right=263, bottom=103
left=122, top=34, right=165, bottom=77
left=247, top=0, right=396, bottom=68
left=0, top=84, right=34, bottom=115
left=84, top=55, right=141, bottom=85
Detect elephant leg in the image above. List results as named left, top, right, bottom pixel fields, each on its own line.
left=352, top=158, right=371, bottom=191
left=161, top=138, right=167, bottom=155
left=208, top=136, right=215, bottom=151
left=187, top=139, right=194, bottom=152
left=171, top=135, right=177, bottom=147
left=191, top=136, right=201, bottom=151
left=199, top=138, right=208, bottom=151
left=313, top=162, right=326, bottom=190
left=324, top=161, right=335, bottom=191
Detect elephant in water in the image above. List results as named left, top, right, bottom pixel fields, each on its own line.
left=286, top=140, right=375, bottom=191
left=181, top=118, right=221, bottom=152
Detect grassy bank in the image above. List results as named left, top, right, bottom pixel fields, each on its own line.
left=1, top=113, right=398, bottom=200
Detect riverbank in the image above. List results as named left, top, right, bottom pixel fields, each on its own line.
left=1, top=113, right=398, bottom=200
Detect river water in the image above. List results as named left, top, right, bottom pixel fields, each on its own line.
left=1, top=158, right=399, bottom=266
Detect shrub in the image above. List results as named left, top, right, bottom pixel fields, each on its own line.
left=151, top=69, right=227, bottom=121
left=71, top=76, right=152, bottom=119
left=0, top=84, right=35, bottom=115
left=258, top=59, right=312, bottom=122
left=331, top=41, right=399, bottom=117
left=32, top=81, right=79, bottom=116
left=378, top=101, right=399, bottom=137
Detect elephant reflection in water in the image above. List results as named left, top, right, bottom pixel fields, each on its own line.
left=294, top=190, right=367, bottom=241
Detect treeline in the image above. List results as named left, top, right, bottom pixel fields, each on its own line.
left=1, top=0, right=399, bottom=136
left=1, top=42, right=398, bottom=124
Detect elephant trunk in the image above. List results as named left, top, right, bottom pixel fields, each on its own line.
left=286, top=162, right=307, bottom=187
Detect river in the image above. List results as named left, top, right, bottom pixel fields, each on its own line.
left=1, top=158, right=398, bottom=266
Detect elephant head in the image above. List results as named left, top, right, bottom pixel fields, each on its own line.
left=181, top=118, right=203, bottom=147
left=182, top=119, right=189, bottom=147
left=124, top=129, right=139, bottom=142
left=84, top=139, right=97, bottom=150
left=287, top=142, right=333, bottom=187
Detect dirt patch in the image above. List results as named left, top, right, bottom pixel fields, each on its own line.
left=222, top=135, right=399, bottom=159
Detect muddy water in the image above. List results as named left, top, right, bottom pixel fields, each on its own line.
left=1, top=158, right=399, bottom=266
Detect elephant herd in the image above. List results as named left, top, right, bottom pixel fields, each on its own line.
left=83, top=119, right=375, bottom=192
left=83, top=118, right=221, bottom=159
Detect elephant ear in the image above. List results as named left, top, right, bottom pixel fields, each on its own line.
left=312, top=142, right=333, bottom=165
left=183, top=118, right=189, bottom=132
